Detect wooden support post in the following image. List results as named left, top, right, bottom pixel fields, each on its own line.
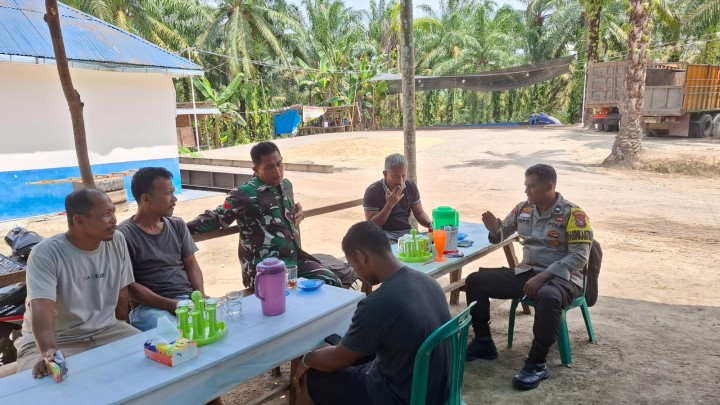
left=289, top=357, right=300, bottom=405
left=503, top=239, right=531, bottom=315
left=449, top=268, right=462, bottom=305
left=361, top=281, right=373, bottom=295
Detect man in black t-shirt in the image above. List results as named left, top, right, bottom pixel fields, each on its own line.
left=363, top=153, right=433, bottom=243
left=292, top=222, right=451, bottom=405
left=118, top=168, right=208, bottom=332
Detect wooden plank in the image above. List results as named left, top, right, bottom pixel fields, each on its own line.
left=192, top=199, right=363, bottom=243
left=0, top=270, right=25, bottom=288
left=289, top=357, right=300, bottom=405
left=180, top=157, right=334, bottom=174
left=244, top=357, right=301, bottom=405
left=502, top=239, right=520, bottom=268
left=501, top=238, right=530, bottom=314
left=442, top=278, right=465, bottom=295
left=448, top=268, right=463, bottom=305
left=26, top=171, right=136, bottom=186
left=303, top=199, right=363, bottom=217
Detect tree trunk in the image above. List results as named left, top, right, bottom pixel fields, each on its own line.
left=604, top=0, right=652, bottom=167
left=400, top=0, right=416, bottom=184
left=583, top=2, right=602, bottom=128
left=44, top=0, right=95, bottom=188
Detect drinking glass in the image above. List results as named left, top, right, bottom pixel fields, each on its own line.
left=222, top=291, right=243, bottom=319
left=286, top=265, right=298, bottom=289
left=434, top=230, right=447, bottom=262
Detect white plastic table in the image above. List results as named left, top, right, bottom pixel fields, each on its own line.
left=0, top=285, right=364, bottom=405
left=362, top=222, right=523, bottom=307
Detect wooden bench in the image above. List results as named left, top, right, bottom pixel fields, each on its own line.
left=297, top=125, right=353, bottom=135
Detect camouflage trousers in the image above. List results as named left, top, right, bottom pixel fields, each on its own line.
left=298, top=259, right=342, bottom=287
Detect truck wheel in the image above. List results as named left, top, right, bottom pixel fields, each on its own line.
left=696, top=114, right=712, bottom=138
left=712, top=114, right=720, bottom=138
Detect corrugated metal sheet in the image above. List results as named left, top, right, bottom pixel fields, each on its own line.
left=0, top=0, right=201, bottom=72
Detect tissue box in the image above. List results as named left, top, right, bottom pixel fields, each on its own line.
left=47, top=357, right=67, bottom=383
left=144, top=338, right=198, bottom=367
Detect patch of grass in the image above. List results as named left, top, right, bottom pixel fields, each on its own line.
left=639, top=156, right=720, bottom=177
left=178, top=147, right=203, bottom=158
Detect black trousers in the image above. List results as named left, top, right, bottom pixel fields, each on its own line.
left=465, top=267, right=581, bottom=362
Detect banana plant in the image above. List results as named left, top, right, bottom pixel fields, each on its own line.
left=193, top=74, right=248, bottom=148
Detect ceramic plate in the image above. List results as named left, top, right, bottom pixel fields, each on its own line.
left=298, top=279, right=324, bottom=291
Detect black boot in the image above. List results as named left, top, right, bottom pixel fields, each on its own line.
left=465, top=337, right=498, bottom=362
left=512, top=360, right=550, bottom=390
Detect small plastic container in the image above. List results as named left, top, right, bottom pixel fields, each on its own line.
left=433, top=207, right=460, bottom=252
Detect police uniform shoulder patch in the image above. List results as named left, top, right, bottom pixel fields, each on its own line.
left=508, top=202, right=527, bottom=219
left=567, top=207, right=593, bottom=243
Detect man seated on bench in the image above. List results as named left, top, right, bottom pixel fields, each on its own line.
left=464, top=164, right=593, bottom=390
left=14, top=189, right=139, bottom=378
left=363, top=153, right=433, bottom=243
left=292, top=221, right=451, bottom=405
left=118, top=168, right=208, bottom=332
left=187, top=141, right=342, bottom=290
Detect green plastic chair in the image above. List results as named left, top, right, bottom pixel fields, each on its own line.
left=410, top=301, right=476, bottom=405
left=507, top=269, right=597, bottom=367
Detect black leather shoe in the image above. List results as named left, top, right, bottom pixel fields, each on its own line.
left=465, top=338, right=498, bottom=362
left=512, top=362, right=550, bottom=390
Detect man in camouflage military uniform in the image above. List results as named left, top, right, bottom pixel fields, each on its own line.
left=464, top=164, right=593, bottom=391
left=186, top=142, right=341, bottom=290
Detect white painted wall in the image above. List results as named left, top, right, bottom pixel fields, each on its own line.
left=0, top=63, right=179, bottom=172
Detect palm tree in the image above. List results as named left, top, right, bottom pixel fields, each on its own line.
left=400, top=0, right=417, bottom=184
left=604, top=0, right=653, bottom=166
left=199, top=0, right=304, bottom=77
left=301, top=0, right=368, bottom=66
left=685, top=0, right=720, bottom=35
left=414, top=0, right=479, bottom=75
left=581, top=0, right=606, bottom=127
left=193, top=74, right=248, bottom=147
left=367, top=0, right=400, bottom=60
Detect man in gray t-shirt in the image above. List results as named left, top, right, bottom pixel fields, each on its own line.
left=14, top=189, right=139, bottom=378
left=119, top=167, right=208, bottom=331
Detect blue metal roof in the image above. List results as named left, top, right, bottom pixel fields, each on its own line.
left=0, top=0, right=202, bottom=74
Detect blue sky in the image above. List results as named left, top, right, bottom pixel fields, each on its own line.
left=286, top=0, right=526, bottom=14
